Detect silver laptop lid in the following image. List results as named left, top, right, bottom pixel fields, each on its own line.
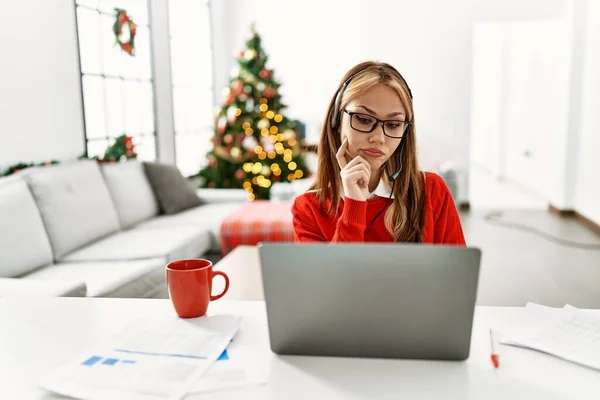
left=258, top=243, right=481, bottom=360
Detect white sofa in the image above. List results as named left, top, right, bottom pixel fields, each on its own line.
left=0, top=159, right=246, bottom=298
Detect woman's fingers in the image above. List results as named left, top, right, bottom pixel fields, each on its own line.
left=345, top=170, right=370, bottom=188
left=344, top=164, right=370, bottom=188
left=344, top=154, right=371, bottom=174
left=335, top=137, right=349, bottom=170
left=344, top=163, right=370, bottom=175
left=338, top=139, right=372, bottom=193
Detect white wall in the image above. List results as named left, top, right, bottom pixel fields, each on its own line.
left=558, top=0, right=586, bottom=210
left=503, top=19, right=571, bottom=202
left=574, top=0, right=600, bottom=224
left=2, top=0, right=595, bottom=220
left=470, top=0, right=600, bottom=224
left=210, top=0, right=575, bottom=204
left=469, top=23, right=506, bottom=177
left=150, top=0, right=176, bottom=164
left=0, top=0, right=85, bottom=171
left=470, top=19, right=573, bottom=202
left=211, top=0, right=475, bottom=179
left=473, top=0, right=566, bottom=21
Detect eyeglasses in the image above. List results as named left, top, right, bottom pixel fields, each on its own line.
left=344, top=109, right=411, bottom=139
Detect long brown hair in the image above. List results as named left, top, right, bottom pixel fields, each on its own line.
left=312, top=61, right=425, bottom=242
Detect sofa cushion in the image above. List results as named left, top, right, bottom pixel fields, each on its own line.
left=143, top=162, right=204, bottom=215
left=60, top=227, right=211, bottom=263
left=135, top=203, right=243, bottom=252
left=0, top=175, right=54, bottom=277
left=195, top=188, right=248, bottom=204
left=23, top=259, right=164, bottom=297
left=23, top=160, right=121, bottom=261
left=0, top=277, right=86, bottom=297
left=101, top=160, right=159, bottom=228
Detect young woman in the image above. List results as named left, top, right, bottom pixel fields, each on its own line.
left=291, top=61, right=466, bottom=245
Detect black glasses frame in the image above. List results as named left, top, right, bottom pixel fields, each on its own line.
left=343, top=109, right=412, bottom=139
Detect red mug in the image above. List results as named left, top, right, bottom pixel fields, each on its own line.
left=166, top=259, right=230, bottom=318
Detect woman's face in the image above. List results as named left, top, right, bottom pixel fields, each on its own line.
left=340, top=83, right=406, bottom=172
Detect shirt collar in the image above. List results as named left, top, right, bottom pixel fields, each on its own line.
left=370, top=178, right=394, bottom=199
left=341, top=178, right=394, bottom=200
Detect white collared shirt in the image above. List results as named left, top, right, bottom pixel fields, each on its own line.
left=369, top=178, right=394, bottom=199
left=341, top=178, right=394, bottom=200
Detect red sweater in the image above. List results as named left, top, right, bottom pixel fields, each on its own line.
left=291, top=172, right=466, bottom=245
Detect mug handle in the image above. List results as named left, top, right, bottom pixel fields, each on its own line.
left=210, top=270, right=230, bottom=301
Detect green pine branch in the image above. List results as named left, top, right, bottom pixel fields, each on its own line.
left=197, top=25, right=311, bottom=200
left=1, top=160, right=60, bottom=177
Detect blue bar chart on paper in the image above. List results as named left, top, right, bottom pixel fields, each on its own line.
left=40, top=315, right=242, bottom=400
left=82, top=356, right=137, bottom=367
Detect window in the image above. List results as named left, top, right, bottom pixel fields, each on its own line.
left=75, top=0, right=156, bottom=161
left=169, top=0, right=214, bottom=177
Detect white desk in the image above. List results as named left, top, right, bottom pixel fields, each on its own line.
left=0, top=298, right=598, bottom=399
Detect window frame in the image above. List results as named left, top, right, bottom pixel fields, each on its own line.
left=74, top=1, right=158, bottom=160
left=168, top=0, right=215, bottom=177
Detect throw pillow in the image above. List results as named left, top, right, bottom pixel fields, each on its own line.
left=143, top=162, right=205, bottom=214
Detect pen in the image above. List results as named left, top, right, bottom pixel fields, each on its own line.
left=489, top=329, right=500, bottom=368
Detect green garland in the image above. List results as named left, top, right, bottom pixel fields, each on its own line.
left=2, top=135, right=137, bottom=177
left=1, top=161, right=59, bottom=177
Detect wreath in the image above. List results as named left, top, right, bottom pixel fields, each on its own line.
left=113, top=8, right=137, bottom=56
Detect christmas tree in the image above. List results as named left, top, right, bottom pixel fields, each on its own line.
left=197, top=26, right=310, bottom=200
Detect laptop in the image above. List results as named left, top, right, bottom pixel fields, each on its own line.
left=257, top=242, right=481, bottom=361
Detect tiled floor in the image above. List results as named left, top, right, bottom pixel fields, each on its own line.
left=462, top=209, right=600, bottom=308
left=468, top=164, right=548, bottom=209
left=466, top=164, right=600, bottom=308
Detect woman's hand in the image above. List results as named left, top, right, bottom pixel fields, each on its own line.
left=336, top=137, right=371, bottom=201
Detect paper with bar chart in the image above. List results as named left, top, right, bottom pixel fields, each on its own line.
left=39, top=314, right=242, bottom=400
left=190, top=345, right=269, bottom=394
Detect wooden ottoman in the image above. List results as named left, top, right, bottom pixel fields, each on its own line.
left=219, top=200, right=295, bottom=256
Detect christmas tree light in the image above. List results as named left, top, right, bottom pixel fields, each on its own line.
left=195, top=26, right=310, bottom=199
